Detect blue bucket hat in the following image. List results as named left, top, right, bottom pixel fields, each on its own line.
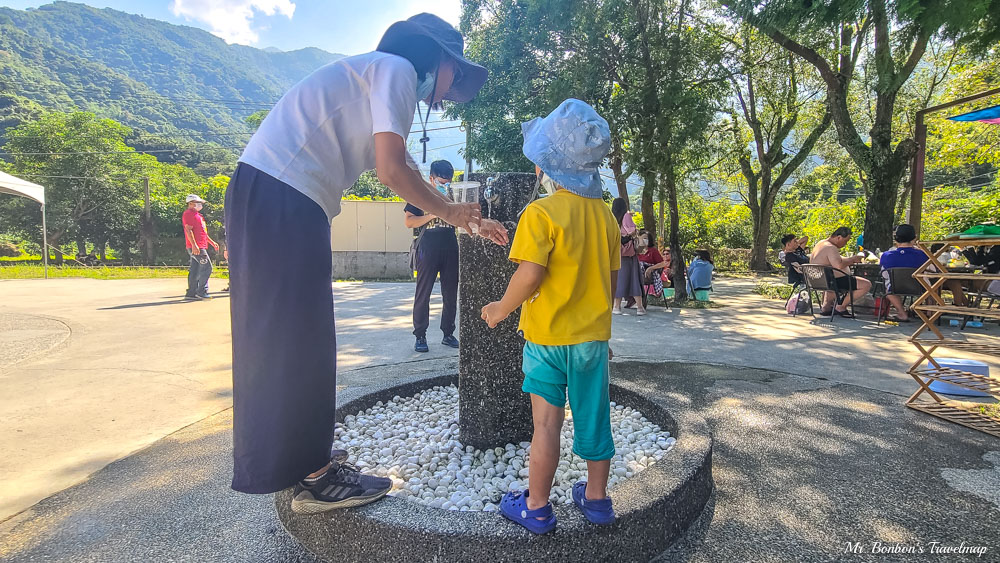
left=521, top=99, right=611, bottom=199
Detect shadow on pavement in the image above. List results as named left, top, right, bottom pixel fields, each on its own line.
left=98, top=294, right=231, bottom=310
left=3, top=360, right=997, bottom=562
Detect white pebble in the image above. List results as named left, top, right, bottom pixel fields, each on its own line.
left=332, top=385, right=673, bottom=511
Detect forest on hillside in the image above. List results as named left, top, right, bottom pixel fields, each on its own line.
left=0, top=1, right=340, bottom=174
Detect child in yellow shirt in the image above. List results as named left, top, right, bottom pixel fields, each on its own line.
left=481, top=99, right=620, bottom=534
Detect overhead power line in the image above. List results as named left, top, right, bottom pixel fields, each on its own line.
left=600, top=173, right=643, bottom=189
left=424, top=141, right=466, bottom=152
left=0, top=146, right=245, bottom=156
left=408, top=123, right=463, bottom=134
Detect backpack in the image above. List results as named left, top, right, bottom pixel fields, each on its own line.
left=407, top=227, right=425, bottom=273
left=786, top=289, right=811, bottom=315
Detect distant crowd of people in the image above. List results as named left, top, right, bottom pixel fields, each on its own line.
left=609, top=198, right=714, bottom=314
left=779, top=223, right=983, bottom=321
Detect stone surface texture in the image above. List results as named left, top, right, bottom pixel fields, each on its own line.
left=334, top=384, right=676, bottom=511
left=457, top=172, right=539, bottom=449
left=275, top=373, right=714, bottom=563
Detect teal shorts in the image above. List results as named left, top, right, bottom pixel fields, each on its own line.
left=521, top=340, right=614, bottom=461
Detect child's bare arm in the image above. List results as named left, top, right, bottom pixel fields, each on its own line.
left=481, top=261, right=546, bottom=328
left=609, top=269, right=618, bottom=360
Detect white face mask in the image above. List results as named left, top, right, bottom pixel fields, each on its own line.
left=435, top=180, right=450, bottom=195
left=194, top=203, right=203, bottom=211
left=416, top=72, right=435, bottom=102
left=539, top=173, right=559, bottom=196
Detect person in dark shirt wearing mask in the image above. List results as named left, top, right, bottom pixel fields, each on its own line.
left=405, top=159, right=460, bottom=352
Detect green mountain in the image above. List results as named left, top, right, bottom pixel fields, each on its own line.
left=0, top=1, right=343, bottom=171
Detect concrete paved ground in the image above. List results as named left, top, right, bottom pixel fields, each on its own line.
left=0, top=279, right=455, bottom=520
left=2, top=363, right=997, bottom=562
left=1, top=276, right=999, bottom=562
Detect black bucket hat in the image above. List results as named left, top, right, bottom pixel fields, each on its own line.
left=377, top=13, right=488, bottom=103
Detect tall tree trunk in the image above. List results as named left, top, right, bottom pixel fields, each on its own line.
left=747, top=6, right=927, bottom=253
left=748, top=206, right=772, bottom=271
left=47, top=231, right=64, bottom=265
left=664, top=0, right=688, bottom=300
left=664, top=162, right=687, bottom=300
left=641, top=172, right=656, bottom=240
left=609, top=153, right=629, bottom=202
left=863, top=101, right=917, bottom=249
left=657, top=181, right=666, bottom=249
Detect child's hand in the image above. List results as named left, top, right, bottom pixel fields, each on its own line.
left=609, top=347, right=615, bottom=361
left=478, top=219, right=509, bottom=246
left=481, top=301, right=509, bottom=328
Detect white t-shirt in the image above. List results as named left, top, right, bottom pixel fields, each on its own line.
left=239, top=51, right=420, bottom=221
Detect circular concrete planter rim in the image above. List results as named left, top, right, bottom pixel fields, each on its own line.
left=276, top=372, right=713, bottom=562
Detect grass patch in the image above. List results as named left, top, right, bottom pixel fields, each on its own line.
left=669, top=298, right=724, bottom=309
left=753, top=281, right=794, bottom=300
left=0, top=264, right=229, bottom=280
left=976, top=403, right=1000, bottom=419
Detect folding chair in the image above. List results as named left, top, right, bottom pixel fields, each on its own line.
left=783, top=263, right=807, bottom=316
left=801, top=264, right=855, bottom=322
left=640, top=266, right=669, bottom=310
left=878, top=267, right=923, bottom=325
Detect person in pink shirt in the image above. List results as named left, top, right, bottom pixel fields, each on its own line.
left=182, top=194, right=219, bottom=300
left=612, top=198, right=645, bottom=315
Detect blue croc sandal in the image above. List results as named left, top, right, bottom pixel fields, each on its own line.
left=572, top=481, right=615, bottom=525
left=499, top=490, right=557, bottom=534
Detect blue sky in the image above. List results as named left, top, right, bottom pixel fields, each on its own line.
left=1, top=1, right=462, bottom=55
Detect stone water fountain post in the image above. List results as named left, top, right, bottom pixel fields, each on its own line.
left=457, top=172, right=537, bottom=449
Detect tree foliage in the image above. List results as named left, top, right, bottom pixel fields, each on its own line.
left=724, top=0, right=1000, bottom=250
left=0, top=111, right=227, bottom=263
left=720, top=26, right=832, bottom=270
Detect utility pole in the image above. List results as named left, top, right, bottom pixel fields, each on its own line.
left=141, top=176, right=155, bottom=265
left=464, top=122, right=473, bottom=179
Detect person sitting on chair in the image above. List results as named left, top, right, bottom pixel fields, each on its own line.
left=686, top=249, right=714, bottom=295
left=809, top=226, right=870, bottom=318
left=637, top=230, right=668, bottom=286
left=624, top=230, right=668, bottom=309
left=779, top=233, right=809, bottom=285
left=880, top=224, right=967, bottom=321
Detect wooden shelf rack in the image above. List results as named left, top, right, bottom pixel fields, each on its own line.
left=906, top=238, right=1000, bottom=438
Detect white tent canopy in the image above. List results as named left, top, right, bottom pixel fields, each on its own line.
left=0, top=170, right=45, bottom=204
left=0, top=170, right=48, bottom=278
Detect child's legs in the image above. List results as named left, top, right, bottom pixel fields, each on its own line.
left=585, top=459, right=611, bottom=500
left=566, top=341, right=614, bottom=499
left=521, top=342, right=571, bottom=511
left=527, top=393, right=564, bottom=511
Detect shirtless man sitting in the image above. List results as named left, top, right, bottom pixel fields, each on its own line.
left=810, top=226, right=871, bottom=318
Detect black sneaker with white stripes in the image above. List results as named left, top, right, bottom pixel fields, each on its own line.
left=290, top=454, right=392, bottom=514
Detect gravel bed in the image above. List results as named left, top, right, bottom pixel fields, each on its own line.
left=334, top=385, right=676, bottom=512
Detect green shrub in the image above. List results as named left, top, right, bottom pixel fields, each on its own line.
left=0, top=241, right=20, bottom=258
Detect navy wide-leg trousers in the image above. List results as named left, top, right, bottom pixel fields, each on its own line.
left=225, top=163, right=336, bottom=494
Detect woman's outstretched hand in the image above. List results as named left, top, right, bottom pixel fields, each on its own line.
left=478, top=219, right=509, bottom=246
left=440, top=201, right=482, bottom=234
